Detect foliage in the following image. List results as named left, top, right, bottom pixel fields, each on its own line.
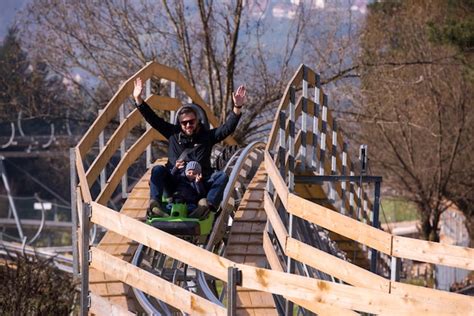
left=355, top=1, right=474, bottom=242
left=0, top=250, right=78, bottom=314
left=0, top=27, right=81, bottom=122
left=18, top=0, right=364, bottom=143
left=380, top=198, right=419, bottom=224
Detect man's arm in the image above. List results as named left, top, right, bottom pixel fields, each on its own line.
left=211, top=85, right=246, bottom=143
left=133, top=77, right=175, bottom=139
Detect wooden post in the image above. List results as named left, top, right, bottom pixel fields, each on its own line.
left=80, top=202, right=91, bottom=316
left=69, top=148, right=79, bottom=276
left=227, top=266, right=242, bottom=316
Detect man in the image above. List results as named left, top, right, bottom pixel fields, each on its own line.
left=133, top=77, right=246, bottom=215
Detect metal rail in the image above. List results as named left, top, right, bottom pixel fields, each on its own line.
left=131, top=142, right=265, bottom=314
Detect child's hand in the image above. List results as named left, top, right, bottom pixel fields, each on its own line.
left=195, top=173, right=202, bottom=182
left=176, top=160, right=185, bottom=169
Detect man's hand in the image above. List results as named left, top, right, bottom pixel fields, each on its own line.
left=133, top=77, right=144, bottom=104
left=232, top=85, right=246, bottom=114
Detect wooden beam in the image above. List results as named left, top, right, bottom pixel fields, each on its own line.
left=89, top=292, right=134, bottom=316
left=392, top=236, right=474, bottom=270
left=89, top=202, right=469, bottom=315
left=264, top=151, right=289, bottom=207
left=263, top=192, right=288, bottom=248
left=90, top=247, right=226, bottom=316
left=90, top=202, right=230, bottom=281
left=75, top=148, right=92, bottom=203
left=77, top=62, right=154, bottom=158
left=262, top=230, right=359, bottom=316
left=390, top=282, right=474, bottom=314
left=285, top=237, right=390, bottom=292
left=287, top=193, right=392, bottom=254
left=146, top=95, right=182, bottom=111
left=267, top=64, right=304, bottom=150
left=86, top=109, right=142, bottom=186
left=95, top=129, right=165, bottom=205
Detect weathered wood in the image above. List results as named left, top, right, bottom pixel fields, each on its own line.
left=287, top=193, right=392, bottom=254
left=262, top=231, right=360, bottom=316
left=90, top=248, right=226, bottom=316
left=77, top=62, right=154, bottom=158
left=75, top=148, right=92, bottom=203
left=89, top=292, right=134, bottom=316
left=390, top=282, right=474, bottom=314
left=263, top=192, right=288, bottom=248
left=392, top=236, right=474, bottom=270
left=86, top=109, right=142, bottom=186
left=90, top=202, right=231, bottom=281
left=90, top=201, right=467, bottom=315
left=285, top=237, right=390, bottom=292
left=146, top=95, right=182, bottom=111
left=264, top=151, right=289, bottom=207
left=267, top=64, right=304, bottom=150
left=96, top=129, right=165, bottom=205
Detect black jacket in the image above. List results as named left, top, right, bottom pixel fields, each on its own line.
left=136, top=101, right=241, bottom=177
left=171, top=169, right=207, bottom=204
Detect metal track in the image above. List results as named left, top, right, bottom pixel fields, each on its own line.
left=131, top=142, right=265, bottom=314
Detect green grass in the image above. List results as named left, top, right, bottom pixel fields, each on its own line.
left=380, top=197, right=419, bottom=223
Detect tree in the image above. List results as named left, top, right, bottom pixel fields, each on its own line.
left=0, top=251, right=77, bottom=314
left=18, top=0, right=364, bottom=143
left=0, top=27, right=87, bottom=201
left=354, top=1, right=474, bottom=242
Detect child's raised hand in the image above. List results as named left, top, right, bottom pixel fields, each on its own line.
left=176, top=160, right=185, bottom=169
left=195, top=173, right=202, bottom=182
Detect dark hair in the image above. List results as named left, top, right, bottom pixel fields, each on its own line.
left=177, top=106, right=197, bottom=121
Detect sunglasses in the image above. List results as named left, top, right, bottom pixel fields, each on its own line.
left=180, top=119, right=196, bottom=126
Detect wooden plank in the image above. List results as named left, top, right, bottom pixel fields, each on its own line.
left=86, top=109, right=142, bottom=186
left=262, top=231, right=359, bottom=316
left=90, top=248, right=226, bottom=316
left=390, top=282, right=474, bottom=314
left=91, top=202, right=230, bottom=281
left=263, top=192, right=288, bottom=249
left=96, top=129, right=165, bottom=204
left=287, top=193, right=392, bottom=254
left=90, top=202, right=466, bottom=315
left=392, top=236, right=474, bottom=270
left=75, top=148, right=92, bottom=203
left=285, top=237, right=390, bottom=292
left=146, top=94, right=181, bottom=111
left=267, top=64, right=304, bottom=150
left=264, top=151, right=288, bottom=207
left=77, top=62, right=154, bottom=157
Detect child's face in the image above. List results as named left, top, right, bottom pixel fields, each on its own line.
left=186, top=169, right=198, bottom=180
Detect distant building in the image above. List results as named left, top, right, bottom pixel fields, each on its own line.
left=436, top=205, right=470, bottom=291
left=272, top=3, right=298, bottom=19
left=291, top=0, right=325, bottom=9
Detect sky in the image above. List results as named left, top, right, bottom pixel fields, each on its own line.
left=0, top=0, right=27, bottom=40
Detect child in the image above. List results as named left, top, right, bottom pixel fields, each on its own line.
left=170, top=160, right=209, bottom=218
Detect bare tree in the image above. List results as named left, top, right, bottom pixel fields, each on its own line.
left=352, top=1, right=474, bottom=242
left=18, top=0, right=364, bottom=143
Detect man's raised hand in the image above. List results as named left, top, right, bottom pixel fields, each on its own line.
left=232, top=85, right=246, bottom=108
left=133, top=77, right=144, bottom=104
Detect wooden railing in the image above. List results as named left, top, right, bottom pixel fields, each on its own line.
left=86, top=200, right=473, bottom=315
left=75, top=61, right=237, bottom=205
left=74, top=62, right=474, bottom=315
left=74, top=62, right=239, bottom=314
left=263, top=150, right=473, bottom=315
left=266, top=64, right=374, bottom=226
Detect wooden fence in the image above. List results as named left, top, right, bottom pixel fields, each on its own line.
left=74, top=62, right=474, bottom=315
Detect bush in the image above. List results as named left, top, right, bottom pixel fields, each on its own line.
left=0, top=249, right=78, bottom=314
